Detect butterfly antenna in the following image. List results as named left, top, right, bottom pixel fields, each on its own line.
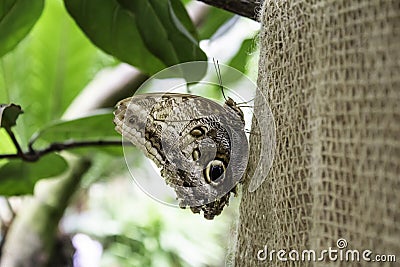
left=213, top=58, right=227, bottom=101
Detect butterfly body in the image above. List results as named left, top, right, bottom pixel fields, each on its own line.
left=114, top=93, right=248, bottom=219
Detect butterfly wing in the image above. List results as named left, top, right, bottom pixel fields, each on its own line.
left=114, top=93, right=248, bottom=219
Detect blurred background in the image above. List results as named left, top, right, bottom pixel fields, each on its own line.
left=0, top=0, right=259, bottom=266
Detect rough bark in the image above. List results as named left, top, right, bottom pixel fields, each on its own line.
left=235, top=1, right=400, bottom=266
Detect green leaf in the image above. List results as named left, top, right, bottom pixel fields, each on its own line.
left=118, top=0, right=206, bottom=65
left=63, top=0, right=164, bottom=74
left=169, top=0, right=198, bottom=40
left=0, top=128, right=16, bottom=154
left=0, top=103, right=23, bottom=129
left=198, top=7, right=234, bottom=40
left=228, top=38, right=254, bottom=74
left=0, top=153, right=68, bottom=196
left=31, top=110, right=119, bottom=144
left=64, top=0, right=206, bottom=74
left=0, top=0, right=115, bottom=147
left=30, top=110, right=122, bottom=155
left=0, top=0, right=44, bottom=57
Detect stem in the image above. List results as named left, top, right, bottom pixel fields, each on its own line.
left=5, top=128, right=24, bottom=157
left=0, top=140, right=130, bottom=162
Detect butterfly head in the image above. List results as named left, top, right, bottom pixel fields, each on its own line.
left=224, top=97, right=245, bottom=123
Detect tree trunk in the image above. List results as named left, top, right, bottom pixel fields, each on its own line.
left=235, top=1, right=400, bottom=266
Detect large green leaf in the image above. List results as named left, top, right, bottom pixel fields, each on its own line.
left=64, top=0, right=164, bottom=75
left=31, top=110, right=119, bottom=144
left=168, top=0, right=198, bottom=40
left=30, top=110, right=122, bottom=155
left=0, top=153, right=68, bottom=196
left=118, top=0, right=206, bottom=65
left=198, top=7, right=234, bottom=40
left=0, top=0, right=44, bottom=57
left=228, top=38, right=255, bottom=74
left=0, top=128, right=15, bottom=155
left=64, top=0, right=206, bottom=74
left=0, top=0, right=115, bottom=147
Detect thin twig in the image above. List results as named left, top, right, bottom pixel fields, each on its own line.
left=196, top=0, right=262, bottom=21
left=0, top=140, right=129, bottom=162
left=4, top=129, right=24, bottom=157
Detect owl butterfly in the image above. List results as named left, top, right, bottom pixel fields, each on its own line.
left=114, top=86, right=248, bottom=220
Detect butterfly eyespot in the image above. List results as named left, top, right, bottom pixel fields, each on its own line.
left=190, top=126, right=206, bottom=137
left=204, top=160, right=225, bottom=184
left=113, top=60, right=257, bottom=220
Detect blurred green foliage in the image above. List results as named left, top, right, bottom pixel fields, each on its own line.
left=0, top=0, right=258, bottom=265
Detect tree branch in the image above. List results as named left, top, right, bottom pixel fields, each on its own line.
left=4, top=128, right=24, bottom=158
left=0, top=140, right=129, bottom=162
left=196, top=0, right=262, bottom=21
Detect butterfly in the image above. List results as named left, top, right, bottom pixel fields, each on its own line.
left=113, top=92, right=249, bottom=219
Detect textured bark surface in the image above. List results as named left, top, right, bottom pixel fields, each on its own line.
left=235, top=1, right=400, bottom=266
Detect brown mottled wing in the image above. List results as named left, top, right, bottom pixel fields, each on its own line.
left=113, top=93, right=248, bottom=219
